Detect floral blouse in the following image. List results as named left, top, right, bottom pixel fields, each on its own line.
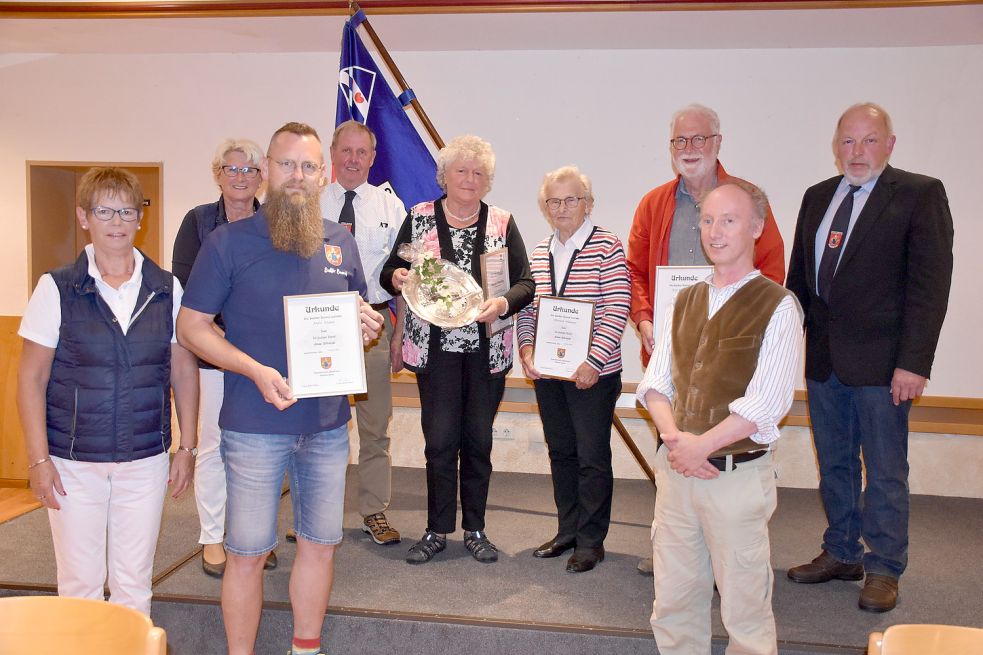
left=441, top=226, right=480, bottom=353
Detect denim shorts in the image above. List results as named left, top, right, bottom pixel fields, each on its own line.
left=221, top=425, right=349, bottom=556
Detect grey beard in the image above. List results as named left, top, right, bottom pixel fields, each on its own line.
left=265, top=187, right=324, bottom=259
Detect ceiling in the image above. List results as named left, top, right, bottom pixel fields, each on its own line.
left=0, top=3, right=981, bottom=54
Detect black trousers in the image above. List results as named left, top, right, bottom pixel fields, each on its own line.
left=415, top=350, right=506, bottom=534
left=533, top=373, right=621, bottom=549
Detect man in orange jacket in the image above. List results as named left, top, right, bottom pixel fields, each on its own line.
left=628, top=104, right=786, bottom=367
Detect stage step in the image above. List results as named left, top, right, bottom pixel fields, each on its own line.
left=151, top=596, right=858, bottom=655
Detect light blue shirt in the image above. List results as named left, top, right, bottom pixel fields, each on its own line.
left=813, top=175, right=879, bottom=292
left=668, top=178, right=710, bottom=266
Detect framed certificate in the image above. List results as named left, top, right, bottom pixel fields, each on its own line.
left=480, top=247, right=512, bottom=337
left=653, top=265, right=712, bottom=349
left=533, top=296, right=595, bottom=380
left=283, top=291, right=367, bottom=398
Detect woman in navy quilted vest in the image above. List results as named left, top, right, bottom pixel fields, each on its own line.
left=17, top=167, right=199, bottom=616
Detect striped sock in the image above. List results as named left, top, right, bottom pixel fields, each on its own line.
left=291, top=636, right=322, bottom=655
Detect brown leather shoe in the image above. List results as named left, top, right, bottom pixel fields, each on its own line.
left=787, top=550, right=864, bottom=583
left=859, top=574, right=898, bottom=612
left=566, top=546, right=604, bottom=573
left=264, top=551, right=278, bottom=570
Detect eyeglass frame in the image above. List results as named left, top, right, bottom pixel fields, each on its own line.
left=89, top=205, right=142, bottom=223
left=545, top=196, right=585, bottom=211
left=220, top=164, right=261, bottom=179
left=272, top=159, right=323, bottom=177
left=669, top=134, right=720, bottom=150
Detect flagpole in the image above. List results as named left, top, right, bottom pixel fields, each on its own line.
left=352, top=3, right=445, bottom=150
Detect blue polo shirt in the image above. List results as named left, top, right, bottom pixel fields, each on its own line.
left=182, top=208, right=367, bottom=435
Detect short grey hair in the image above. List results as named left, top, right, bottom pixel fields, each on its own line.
left=836, top=102, right=894, bottom=136
left=211, top=138, right=265, bottom=182
left=332, top=120, right=377, bottom=150
left=537, top=165, right=595, bottom=218
left=714, top=178, right=768, bottom=223
left=669, top=103, right=721, bottom=135
left=436, top=135, right=496, bottom=193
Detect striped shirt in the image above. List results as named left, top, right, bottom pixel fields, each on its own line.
left=636, top=270, right=803, bottom=444
left=517, top=225, right=630, bottom=376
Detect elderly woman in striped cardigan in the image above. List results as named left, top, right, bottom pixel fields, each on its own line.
left=517, top=166, right=631, bottom=573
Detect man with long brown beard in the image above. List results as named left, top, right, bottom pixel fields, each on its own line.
left=178, top=122, right=384, bottom=655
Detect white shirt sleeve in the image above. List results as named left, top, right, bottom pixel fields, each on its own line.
left=18, top=274, right=61, bottom=349
left=635, top=300, right=676, bottom=406
left=171, top=277, right=184, bottom=344
left=728, top=294, right=804, bottom=444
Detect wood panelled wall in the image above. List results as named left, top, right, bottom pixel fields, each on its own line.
left=0, top=316, right=28, bottom=485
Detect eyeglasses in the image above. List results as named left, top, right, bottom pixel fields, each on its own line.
left=90, top=206, right=141, bottom=222
left=221, top=165, right=260, bottom=179
left=545, top=196, right=585, bottom=211
left=273, top=159, right=322, bottom=177
left=669, top=134, right=719, bottom=150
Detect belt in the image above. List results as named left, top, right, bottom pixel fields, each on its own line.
left=707, top=449, right=768, bottom=472
left=370, top=301, right=390, bottom=311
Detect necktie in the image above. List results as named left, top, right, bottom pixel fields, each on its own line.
left=817, top=184, right=861, bottom=302
left=339, top=189, right=356, bottom=236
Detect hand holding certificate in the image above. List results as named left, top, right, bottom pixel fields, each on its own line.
left=532, top=296, right=595, bottom=380
left=283, top=291, right=367, bottom=398
left=480, top=248, right=512, bottom=336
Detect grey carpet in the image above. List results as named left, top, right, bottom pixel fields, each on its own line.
left=2, top=466, right=981, bottom=654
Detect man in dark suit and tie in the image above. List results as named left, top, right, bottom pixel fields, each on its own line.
left=785, top=103, right=953, bottom=612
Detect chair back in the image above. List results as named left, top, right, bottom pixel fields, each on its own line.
left=869, top=623, right=983, bottom=655
left=0, top=595, right=166, bottom=655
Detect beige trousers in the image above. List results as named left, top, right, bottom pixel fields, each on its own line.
left=651, top=446, right=778, bottom=655
left=353, top=309, right=395, bottom=517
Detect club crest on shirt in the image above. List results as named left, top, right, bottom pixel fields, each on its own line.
left=324, top=244, right=343, bottom=267
left=556, top=347, right=566, bottom=359
left=320, top=357, right=333, bottom=370
left=827, top=231, right=844, bottom=249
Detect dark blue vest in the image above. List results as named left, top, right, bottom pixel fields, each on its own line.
left=46, top=251, right=175, bottom=463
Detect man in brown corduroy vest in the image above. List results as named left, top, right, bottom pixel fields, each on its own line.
left=636, top=180, right=802, bottom=655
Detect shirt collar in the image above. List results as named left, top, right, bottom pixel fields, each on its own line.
left=706, top=268, right=760, bottom=292
left=328, top=180, right=369, bottom=200
left=84, top=243, right=144, bottom=286
left=838, top=175, right=879, bottom=195
left=677, top=172, right=718, bottom=202
left=550, top=217, right=594, bottom=254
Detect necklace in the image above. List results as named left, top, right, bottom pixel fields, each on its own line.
left=443, top=200, right=480, bottom=223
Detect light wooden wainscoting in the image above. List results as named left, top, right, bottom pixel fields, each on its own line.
left=3, top=317, right=981, bottom=486
left=0, top=316, right=28, bottom=486
left=392, top=372, right=983, bottom=436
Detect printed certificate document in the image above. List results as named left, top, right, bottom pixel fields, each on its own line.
left=653, top=265, right=712, bottom=349
left=480, top=248, right=512, bottom=337
left=283, top=291, right=366, bottom=398
left=533, top=296, right=595, bottom=380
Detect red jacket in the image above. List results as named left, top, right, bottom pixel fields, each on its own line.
left=627, top=161, right=786, bottom=365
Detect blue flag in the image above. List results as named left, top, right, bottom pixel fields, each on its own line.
left=336, top=12, right=442, bottom=210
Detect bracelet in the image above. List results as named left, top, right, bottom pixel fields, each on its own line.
left=27, top=456, right=51, bottom=469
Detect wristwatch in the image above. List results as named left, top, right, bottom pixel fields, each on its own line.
left=177, top=446, right=199, bottom=457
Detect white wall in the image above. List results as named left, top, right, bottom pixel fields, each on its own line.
left=1, top=42, right=979, bottom=395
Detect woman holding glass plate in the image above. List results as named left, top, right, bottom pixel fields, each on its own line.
left=517, top=166, right=630, bottom=573
left=381, top=135, right=533, bottom=565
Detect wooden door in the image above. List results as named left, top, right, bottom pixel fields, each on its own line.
left=28, top=162, right=162, bottom=292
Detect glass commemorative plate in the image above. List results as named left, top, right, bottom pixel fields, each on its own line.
left=399, top=242, right=484, bottom=329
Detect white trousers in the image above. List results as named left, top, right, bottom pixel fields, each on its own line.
left=194, top=367, right=226, bottom=544
left=48, top=452, right=169, bottom=616
left=651, top=447, right=778, bottom=655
